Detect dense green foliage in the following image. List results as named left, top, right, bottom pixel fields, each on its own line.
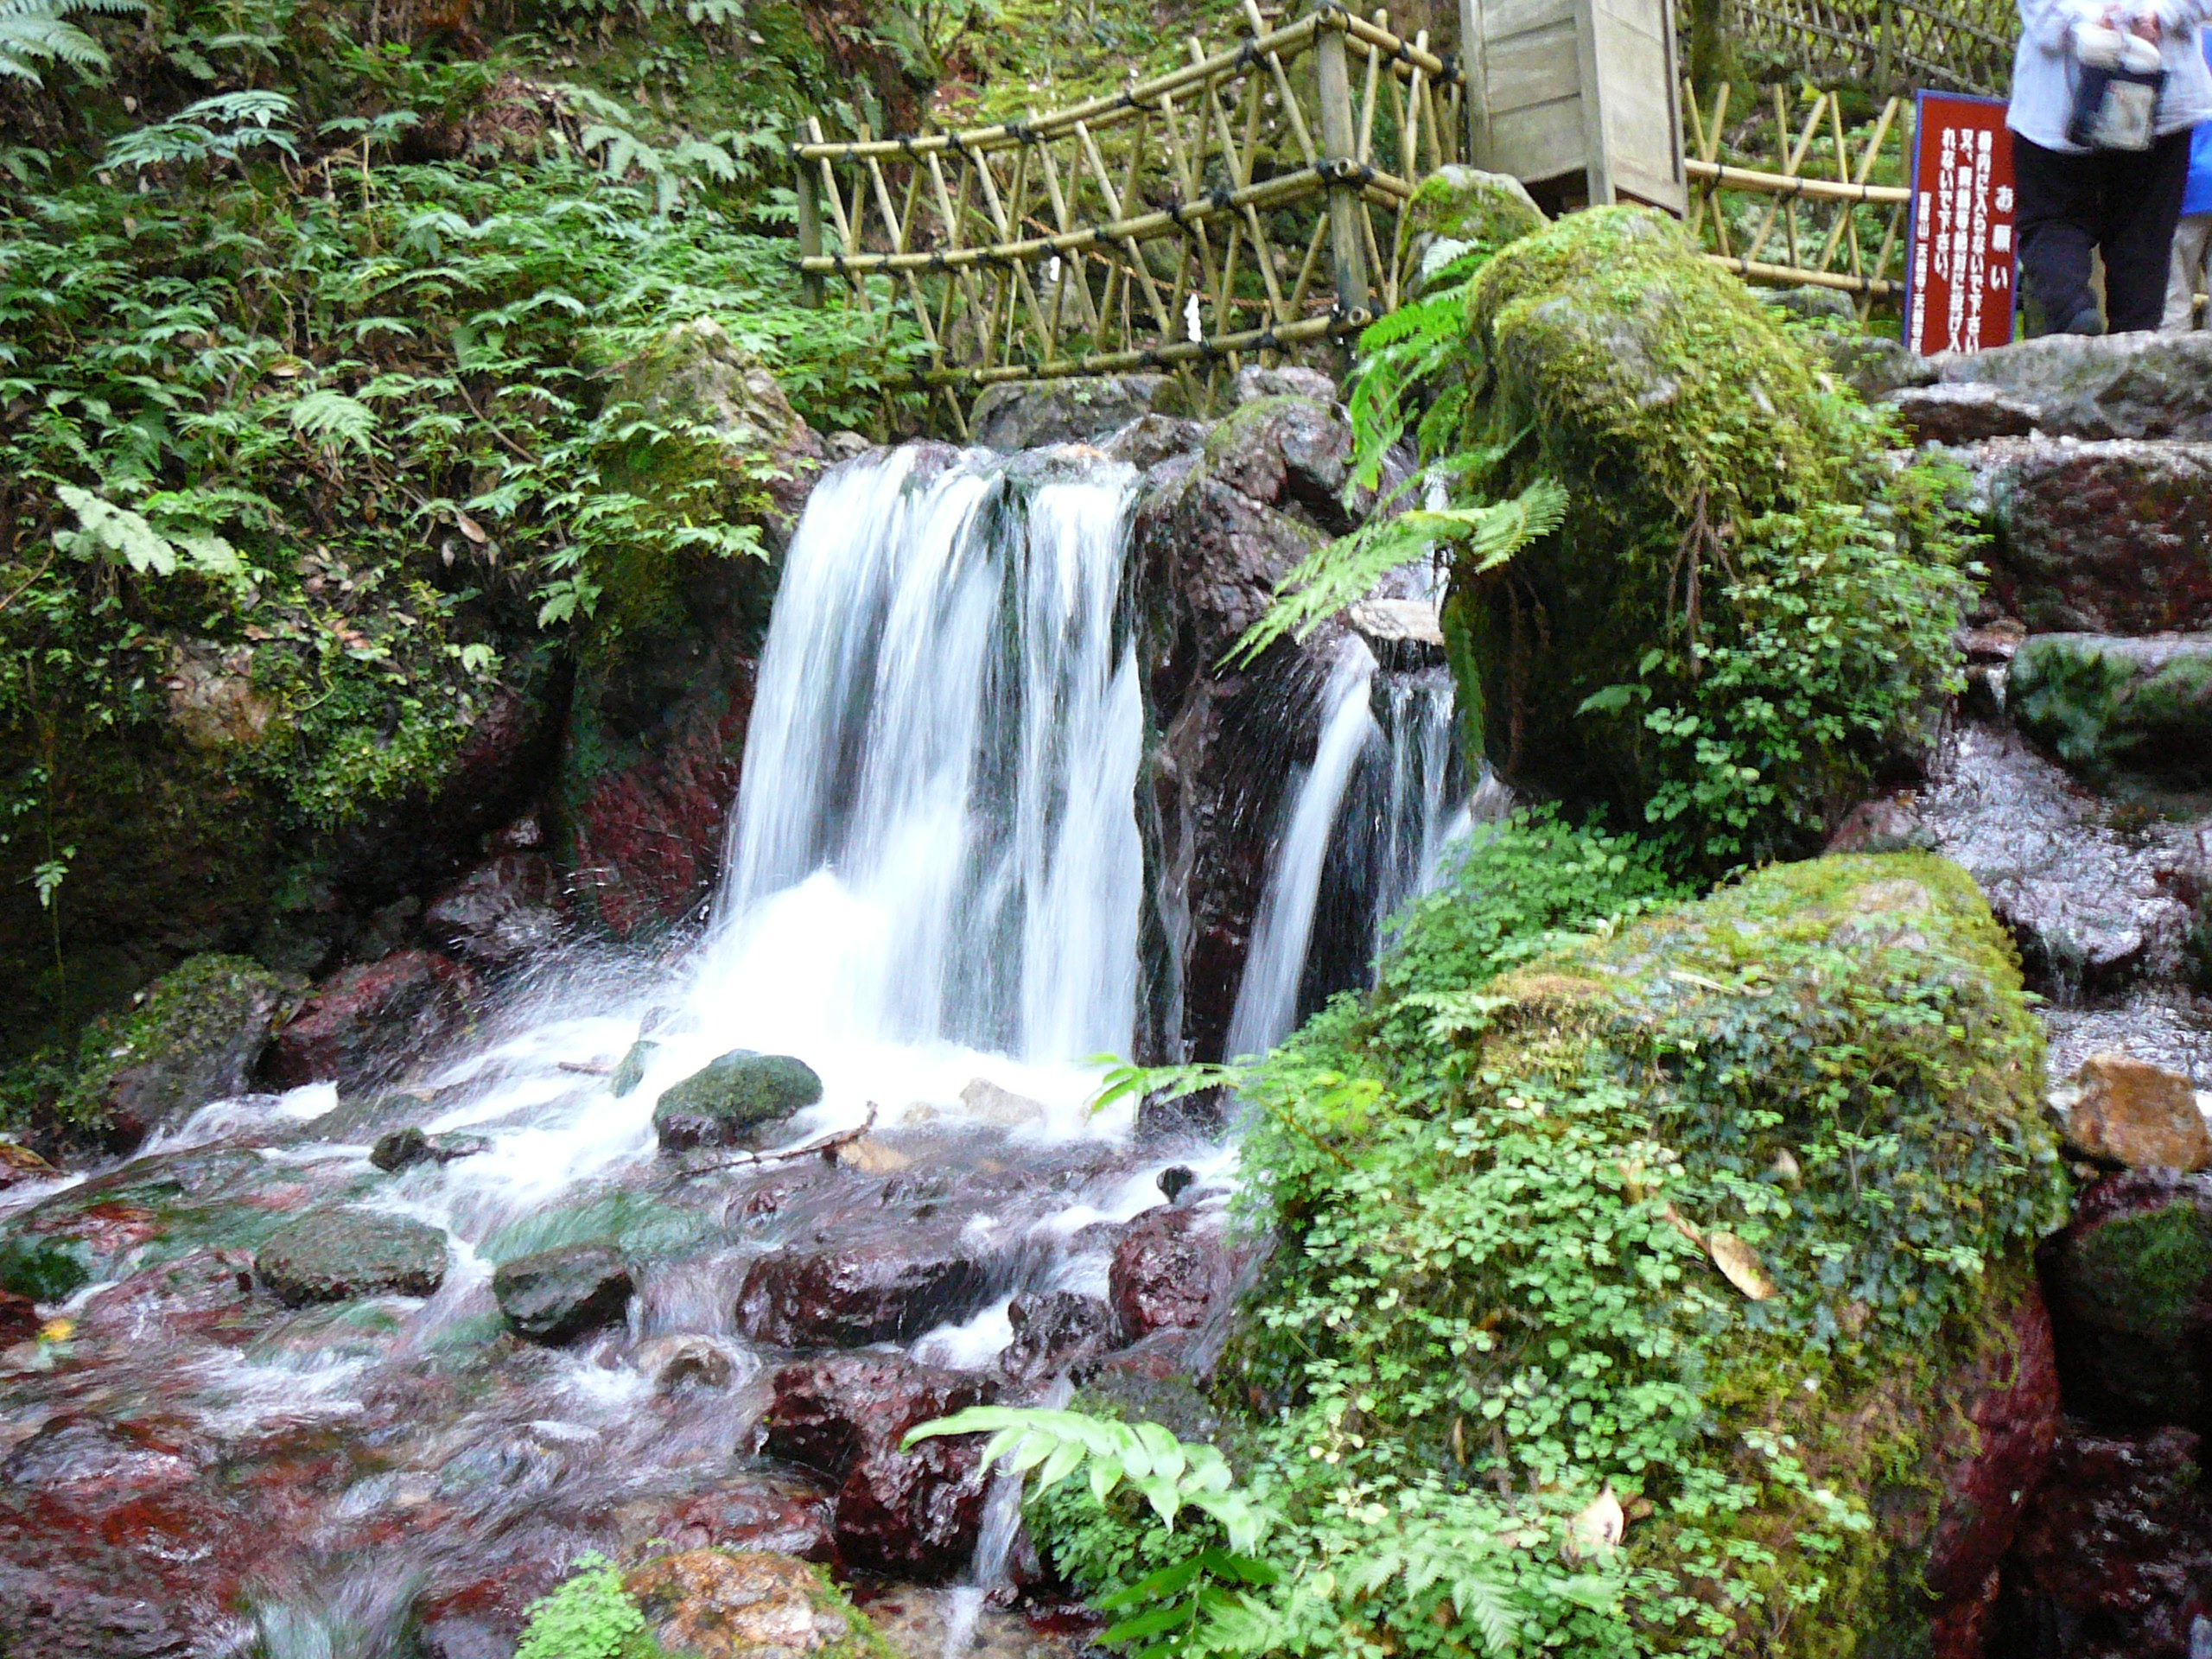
left=514, top=1555, right=652, bottom=1659
left=1026, top=830, right=2066, bottom=1658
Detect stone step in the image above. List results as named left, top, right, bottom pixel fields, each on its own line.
left=2008, top=632, right=2212, bottom=785
left=1953, top=438, right=2212, bottom=636
left=1928, top=331, right=2212, bottom=442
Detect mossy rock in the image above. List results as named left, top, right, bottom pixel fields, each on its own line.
left=254, top=1207, right=448, bottom=1306
left=58, top=954, right=288, bottom=1151
left=492, top=1240, right=633, bottom=1344
left=619, top=1548, right=894, bottom=1659
left=652, top=1050, right=822, bottom=1153
left=2008, top=632, right=2212, bottom=785
left=1397, top=164, right=1547, bottom=295
left=2043, top=1172, right=2212, bottom=1427
left=1216, top=852, right=2068, bottom=1657
left=1446, top=207, right=1964, bottom=865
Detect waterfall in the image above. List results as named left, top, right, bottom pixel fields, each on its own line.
left=1225, top=646, right=1472, bottom=1062
left=1224, top=643, right=1381, bottom=1060
left=674, top=447, right=1147, bottom=1129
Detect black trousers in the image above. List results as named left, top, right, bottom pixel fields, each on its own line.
left=2014, top=128, right=2195, bottom=335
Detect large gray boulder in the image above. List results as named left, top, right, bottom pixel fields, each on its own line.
left=652, top=1050, right=823, bottom=1153
left=1956, top=439, right=2212, bottom=635
left=1936, top=331, right=2212, bottom=440
left=255, top=1208, right=448, bottom=1305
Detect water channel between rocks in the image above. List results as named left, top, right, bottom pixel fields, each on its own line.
left=0, top=443, right=1471, bottom=1656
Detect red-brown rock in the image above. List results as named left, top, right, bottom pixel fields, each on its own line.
left=734, top=1224, right=995, bottom=1349
left=611, top=1471, right=840, bottom=1563
left=1110, top=1205, right=1230, bottom=1339
left=833, top=1436, right=994, bottom=1580
left=264, top=949, right=477, bottom=1088
left=1992, top=1422, right=2212, bottom=1658
left=758, top=1351, right=995, bottom=1477
left=1926, top=1283, right=2063, bottom=1655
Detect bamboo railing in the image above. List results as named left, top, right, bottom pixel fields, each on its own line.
left=793, top=2, right=1465, bottom=431
left=1683, top=84, right=1914, bottom=306
left=1723, top=0, right=2016, bottom=98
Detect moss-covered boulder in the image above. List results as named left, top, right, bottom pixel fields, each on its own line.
left=56, top=954, right=287, bottom=1152
left=2008, top=632, right=2212, bottom=785
left=653, top=1050, right=823, bottom=1153
left=1446, top=207, right=1969, bottom=868
left=1396, top=164, right=1546, bottom=294
left=1186, top=849, right=2069, bottom=1658
left=621, top=1548, right=886, bottom=1659
left=254, top=1207, right=448, bottom=1306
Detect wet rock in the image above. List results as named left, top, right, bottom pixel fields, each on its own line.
left=0, top=1292, right=37, bottom=1345
left=639, top=1333, right=737, bottom=1392
left=998, top=1290, right=1119, bottom=1386
left=1136, top=1084, right=1231, bottom=1141
left=625, top=1549, right=868, bottom=1659
left=1915, top=723, right=2200, bottom=996
left=971, top=375, right=1172, bottom=449
left=2039, top=1169, right=2212, bottom=1428
left=759, top=1351, right=995, bottom=1475
left=369, top=1126, right=491, bottom=1173
left=1885, top=383, right=2040, bottom=444
left=2058, top=1053, right=2212, bottom=1171
left=77, top=1249, right=252, bottom=1340
left=423, top=851, right=564, bottom=965
left=611, top=1037, right=658, bottom=1097
left=0, top=1141, right=55, bottom=1189
left=834, top=1135, right=912, bottom=1174
left=0, top=1559, right=195, bottom=1657
left=2045, top=988, right=2212, bottom=1090
left=1230, top=364, right=1338, bottom=405
left=1991, top=1423, right=2212, bottom=1658
left=613, top=1471, right=838, bottom=1561
left=655, top=1050, right=823, bottom=1153
left=835, top=1436, right=994, bottom=1580
left=492, top=1241, right=632, bottom=1344
left=1110, top=1205, right=1230, bottom=1338
left=3, top=1416, right=195, bottom=1492
left=1100, top=412, right=1207, bottom=471
left=823, top=429, right=873, bottom=463
left=737, top=1224, right=995, bottom=1348
left=1936, top=329, right=2212, bottom=440
left=1924, top=1285, right=2063, bottom=1647
left=254, top=1207, right=448, bottom=1306
left=83, top=954, right=287, bottom=1149
left=1958, top=439, right=2212, bottom=635
left=956, top=1077, right=1046, bottom=1127
left=1200, top=395, right=1365, bottom=536
left=2010, top=633, right=2212, bottom=785
left=264, top=949, right=476, bottom=1090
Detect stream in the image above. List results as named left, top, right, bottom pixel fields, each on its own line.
left=0, top=443, right=1466, bottom=1656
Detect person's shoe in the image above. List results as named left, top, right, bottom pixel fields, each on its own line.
left=2061, top=304, right=2107, bottom=335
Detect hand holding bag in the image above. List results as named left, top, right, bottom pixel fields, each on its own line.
left=2069, top=20, right=2167, bottom=150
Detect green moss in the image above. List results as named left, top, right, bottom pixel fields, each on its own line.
left=0, top=1238, right=92, bottom=1303
left=2064, top=1203, right=2212, bottom=1341
left=1033, top=848, right=2064, bottom=1657
left=1442, top=208, right=1972, bottom=870
left=2009, top=636, right=2212, bottom=785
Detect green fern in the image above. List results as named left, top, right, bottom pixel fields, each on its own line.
left=1229, top=478, right=1567, bottom=667
left=0, top=0, right=137, bottom=86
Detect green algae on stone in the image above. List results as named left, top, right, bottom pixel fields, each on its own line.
left=652, top=1050, right=823, bottom=1153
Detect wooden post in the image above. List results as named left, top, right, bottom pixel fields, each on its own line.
left=1315, top=11, right=1371, bottom=333
left=796, top=130, right=825, bottom=309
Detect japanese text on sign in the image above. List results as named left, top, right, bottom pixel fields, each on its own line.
left=1905, top=92, right=2018, bottom=355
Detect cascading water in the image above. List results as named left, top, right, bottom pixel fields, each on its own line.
left=1224, top=639, right=1478, bottom=1060
left=1224, top=642, right=1381, bottom=1060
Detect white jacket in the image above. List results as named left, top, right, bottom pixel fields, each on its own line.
left=2008, top=0, right=2212, bottom=149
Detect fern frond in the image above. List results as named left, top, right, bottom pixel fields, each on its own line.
left=1226, top=478, right=1567, bottom=667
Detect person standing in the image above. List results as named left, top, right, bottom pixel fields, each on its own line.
left=2008, top=0, right=2212, bottom=334
left=2163, top=33, right=2212, bottom=327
